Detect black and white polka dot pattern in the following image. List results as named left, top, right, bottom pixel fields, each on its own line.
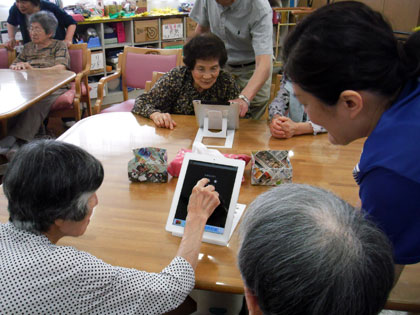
left=0, top=222, right=195, bottom=314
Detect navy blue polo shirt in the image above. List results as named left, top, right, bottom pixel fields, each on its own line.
left=7, top=0, right=76, bottom=44
left=354, top=78, right=420, bottom=264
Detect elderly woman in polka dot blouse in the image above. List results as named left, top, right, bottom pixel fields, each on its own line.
left=0, top=140, right=219, bottom=314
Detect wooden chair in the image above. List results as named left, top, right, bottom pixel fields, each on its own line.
left=48, top=43, right=92, bottom=121
left=269, top=73, right=283, bottom=105
left=0, top=45, right=16, bottom=69
left=144, top=71, right=165, bottom=92
left=263, top=74, right=283, bottom=121
left=94, top=46, right=182, bottom=114
left=100, top=71, right=166, bottom=113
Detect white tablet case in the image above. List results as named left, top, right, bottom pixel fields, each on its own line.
left=193, top=100, right=240, bottom=149
left=166, top=153, right=246, bottom=246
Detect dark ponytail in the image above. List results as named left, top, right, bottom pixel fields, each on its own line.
left=283, top=1, right=419, bottom=106
left=402, top=30, right=420, bottom=79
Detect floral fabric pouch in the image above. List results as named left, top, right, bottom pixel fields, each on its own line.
left=128, top=147, right=168, bottom=183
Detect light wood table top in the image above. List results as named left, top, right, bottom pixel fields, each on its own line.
left=0, top=69, right=75, bottom=119
left=0, top=112, right=418, bottom=311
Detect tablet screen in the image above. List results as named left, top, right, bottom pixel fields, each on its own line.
left=172, top=159, right=238, bottom=234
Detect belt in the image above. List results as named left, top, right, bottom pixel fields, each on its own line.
left=228, top=61, right=256, bottom=68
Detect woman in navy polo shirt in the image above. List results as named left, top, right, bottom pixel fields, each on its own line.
left=283, top=1, right=420, bottom=282
left=6, top=0, right=76, bottom=49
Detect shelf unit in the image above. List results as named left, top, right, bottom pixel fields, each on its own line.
left=76, top=14, right=193, bottom=104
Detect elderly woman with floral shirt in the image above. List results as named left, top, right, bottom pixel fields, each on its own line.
left=132, top=33, right=240, bottom=129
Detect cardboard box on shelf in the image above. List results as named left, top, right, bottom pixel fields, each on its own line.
left=134, top=19, right=159, bottom=43
left=161, top=18, right=183, bottom=40
left=186, top=17, right=197, bottom=38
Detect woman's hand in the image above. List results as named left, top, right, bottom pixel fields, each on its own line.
left=150, top=112, right=177, bottom=130
left=187, top=178, right=220, bottom=221
left=10, top=62, right=32, bottom=70
left=269, top=115, right=297, bottom=138
left=270, top=116, right=314, bottom=138
left=63, top=39, right=73, bottom=47
left=230, top=97, right=249, bottom=117
left=5, top=39, right=17, bottom=50
left=176, top=178, right=220, bottom=269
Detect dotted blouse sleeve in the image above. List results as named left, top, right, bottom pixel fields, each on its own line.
left=132, top=70, right=180, bottom=118
left=76, top=253, right=195, bottom=314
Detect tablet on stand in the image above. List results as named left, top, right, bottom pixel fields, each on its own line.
left=193, top=100, right=239, bottom=149
left=166, top=153, right=246, bottom=246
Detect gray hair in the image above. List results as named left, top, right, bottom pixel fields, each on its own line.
left=11, top=191, right=94, bottom=234
left=29, top=11, right=58, bottom=37
left=238, top=184, right=394, bottom=315
left=3, top=140, right=104, bottom=233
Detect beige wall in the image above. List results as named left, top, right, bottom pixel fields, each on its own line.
left=308, top=0, right=420, bottom=32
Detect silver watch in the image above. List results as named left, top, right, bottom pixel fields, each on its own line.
left=238, top=94, right=251, bottom=106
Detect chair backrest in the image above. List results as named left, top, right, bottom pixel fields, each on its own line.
left=0, top=45, right=16, bottom=69
left=270, top=74, right=283, bottom=103
left=145, top=71, right=166, bottom=92
left=68, top=43, right=89, bottom=74
left=121, top=46, right=182, bottom=89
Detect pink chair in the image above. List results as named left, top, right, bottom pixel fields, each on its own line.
left=49, top=43, right=92, bottom=121
left=0, top=45, right=16, bottom=69
left=94, top=46, right=182, bottom=114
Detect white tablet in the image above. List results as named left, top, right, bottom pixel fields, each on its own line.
left=193, top=100, right=240, bottom=130
left=166, top=153, right=245, bottom=246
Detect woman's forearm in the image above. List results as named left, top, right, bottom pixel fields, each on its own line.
left=176, top=214, right=207, bottom=270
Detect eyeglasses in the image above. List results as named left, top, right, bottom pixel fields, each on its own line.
left=28, top=26, right=45, bottom=34
left=193, top=66, right=220, bottom=76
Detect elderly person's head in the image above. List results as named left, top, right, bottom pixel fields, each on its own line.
left=28, top=11, right=58, bottom=45
left=3, top=140, right=104, bottom=239
left=183, top=33, right=228, bottom=92
left=238, top=184, right=394, bottom=315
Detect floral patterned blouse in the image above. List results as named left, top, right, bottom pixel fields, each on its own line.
left=132, top=66, right=240, bottom=118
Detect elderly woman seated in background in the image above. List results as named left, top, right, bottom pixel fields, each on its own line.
left=0, top=140, right=220, bottom=313
left=0, top=11, right=69, bottom=153
left=132, top=33, right=240, bottom=129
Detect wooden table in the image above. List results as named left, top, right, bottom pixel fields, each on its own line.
left=0, top=112, right=418, bottom=312
left=0, top=69, right=76, bottom=119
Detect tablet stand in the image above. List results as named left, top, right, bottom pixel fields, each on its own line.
left=194, top=109, right=235, bottom=148
left=171, top=203, right=246, bottom=246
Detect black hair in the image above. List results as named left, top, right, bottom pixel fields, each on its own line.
left=3, top=140, right=104, bottom=233
left=18, top=0, right=41, bottom=6
left=283, top=1, right=420, bottom=105
left=183, top=33, right=228, bottom=70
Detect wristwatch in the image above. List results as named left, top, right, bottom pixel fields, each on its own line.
left=238, top=94, right=251, bottom=107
